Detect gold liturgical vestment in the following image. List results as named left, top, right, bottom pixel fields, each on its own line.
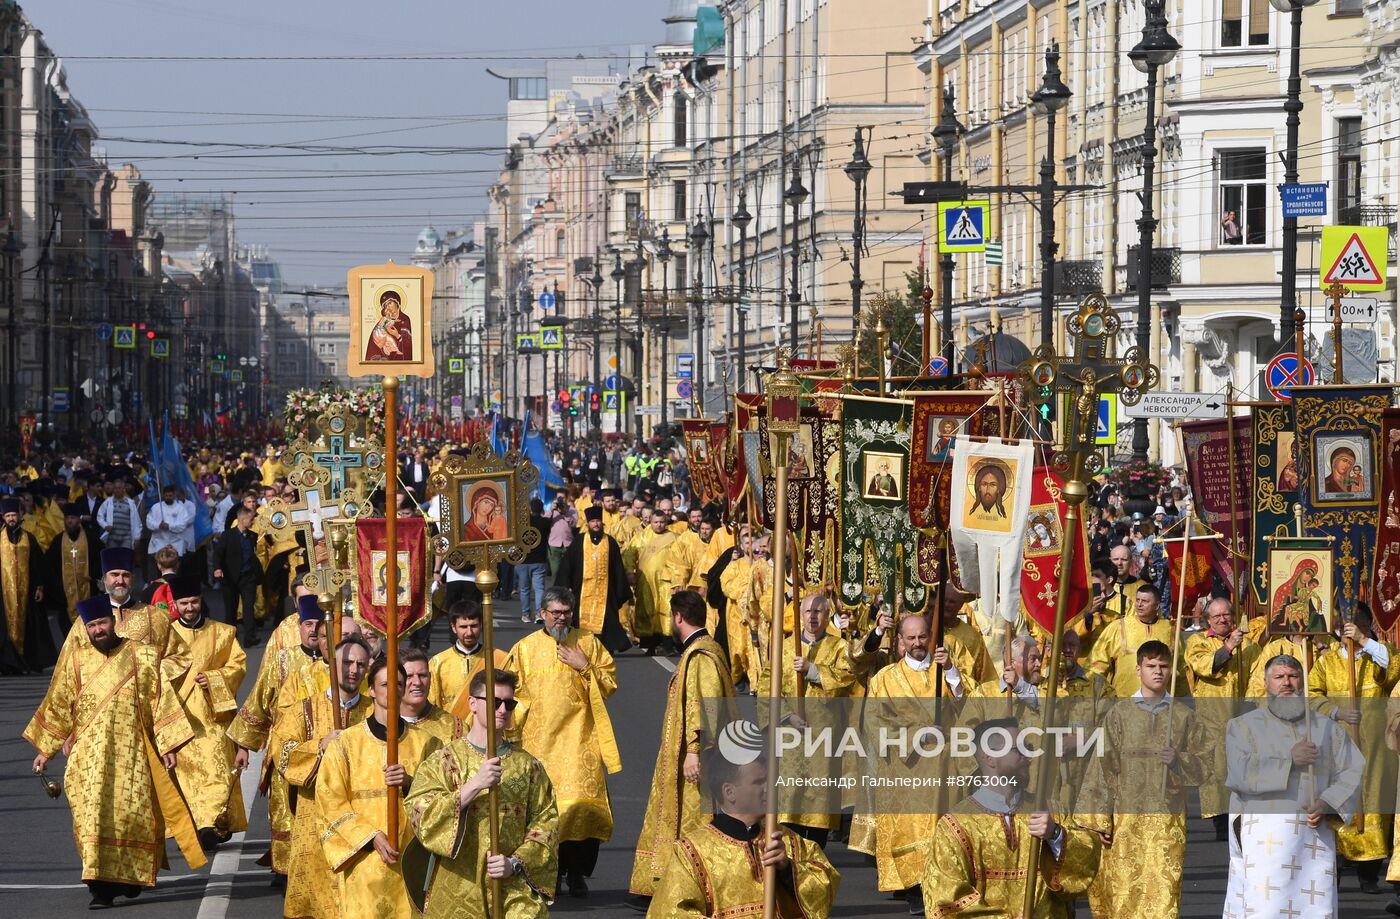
left=630, top=630, right=735, bottom=896
left=406, top=703, right=465, bottom=744
left=405, top=739, right=559, bottom=919
left=318, top=720, right=441, bottom=919
left=1183, top=630, right=1259, bottom=819
left=56, top=599, right=191, bottom=684
left=57, top=529, right=93, bottom=622
left=922, top=797, right=1101, bottom=918
left=506, top=627, right=620, bottom=843
left=428, top=642, right=508, bottom=710
left=1, top=525, right=35, bottom=651
left=941, top=619, right=998, bottom=691
left=227, top=634, right=320, bottom=873
left=270, top=666, right=373, bottom=919
left=719, top=555, right=760, bottom=685
left=172, top=615, right=248, bottom=833
left=1309, top=642, right=1400, bottom=863
left=1076, top=694, right=1209, bottom=919
left=1087, top=615, right=1187, bottom=698
left=575, top=533, right=615, bottom=635
left=24, top=640, right=196, bottom=887
left=651, top=818, right=840, bottom=919
left=626, top=528, right=679, bottom=640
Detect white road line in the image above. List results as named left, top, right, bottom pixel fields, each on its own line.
left=654, top=655, right=676, bottom=673
left=195, top=748, right=263, bottom=919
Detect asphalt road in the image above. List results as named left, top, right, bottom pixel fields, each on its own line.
left=0, top=598, right=1387, bottom=917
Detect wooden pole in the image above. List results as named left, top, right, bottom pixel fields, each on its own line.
left=1224, top=383, right=1245, bottom=697
left=1020, top=457, right=1087, bottom=919
left=383, top=375, right=402, bottom=844
left=326, top=585, right=343, bottom=730
left=1328, top=282, right=1347, bottom=382
left=473, top=552, right=504, bottom=919
left=764, top=428, right=792, bottom=919
left=1162, top=509, right=1194, bottom=794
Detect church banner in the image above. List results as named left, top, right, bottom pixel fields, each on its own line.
left=948, top=438, right=1034, bottom=624
left=1293, top=384, right=1391, bottom=623
left=681, top=419, right=723, bottom=507
left=1371, top=408, right=1400, bottom=630
left=1178, top=415, right=1252, bottom=590
left=1250, top=405, right=1298, bottom=608
left=907, top=391, right=993, bottom=530
left=759, top=404, right=843, bottom=588
left=838, top=395, right=926, bottom=614
left=1019, top=467, right=1091, bottom=635
left=1162, top=532, right=1216, bottom=618
left=354, top=516, right=428, bottom=636
left=728, top=393, right=764, bottom=508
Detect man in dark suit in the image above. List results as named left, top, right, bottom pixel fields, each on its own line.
left=213, top=504, right=264, bottom=646
left=404, top=446, right=432, bottom=505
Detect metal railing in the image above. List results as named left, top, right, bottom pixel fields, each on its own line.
left=1125, top=246, right=1181, bottom=291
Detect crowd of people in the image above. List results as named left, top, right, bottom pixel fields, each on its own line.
left=7, top=431, right=1386, bottom=918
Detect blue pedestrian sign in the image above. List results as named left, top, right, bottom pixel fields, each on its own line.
left=927, top=356, right=950, bottom=377
left=540, top=326, right=563, bottom=350
left=113, top=326, right=137, bottom=350
left=1280, top=182, right=1328, bottom=219
left=1095, top=395, right=1116, bottom=446
left=538, top=289, right=555, bottom=310
left=96, top=322, right=113, bottom=341
left=150, top=338, right=170, bottom=358
left=938, top=199, right=989, bottom=253
left=603, top=390, right=622, bottom=413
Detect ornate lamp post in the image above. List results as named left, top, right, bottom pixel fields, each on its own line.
left=1030, top=44, right=1072, bottom=346
left=784, top=169, right=809, bottom=350
left=732, top=189, right=752, bottom=388
left=689, top=212, right=710, bottom=414
left=843, top=127, right=872, bottom=326
left=656, top=228, right=673, bottom=434
left=931, top=86, right=965, bottom=369
left=589, top=256, right=604, bottom=440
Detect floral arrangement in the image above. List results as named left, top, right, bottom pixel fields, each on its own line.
left=1104, top=459, right=1174, bottom=494
left=283, top=385, right=384, bottom=437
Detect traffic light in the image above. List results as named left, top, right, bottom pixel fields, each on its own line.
left=590, top=392, right=600, bottom=412
left=146, top=329, right=156, bottom=340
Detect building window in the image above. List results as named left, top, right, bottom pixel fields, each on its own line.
left=625, top=192, right=642, bottom=237
left=509, top=77, right=546, bottom=101
left=1334, top=0, right=1362, bottom=13
left=1221, top=0, right=1269, bottom=47
left=317, top=342, right=337, bottom=356
left=556, top=229, right=566, bottom=257
left=279, top=360, right=298, bottom=375
left=673, top=253, right=688, bottom=294
left=1336, top=117, right=1362, bottom=224
left=673, top=92, right=688, bottom=147
left=1219, top=149, right=1268, bottom=246
left=673, top=180, right=688, bottom=222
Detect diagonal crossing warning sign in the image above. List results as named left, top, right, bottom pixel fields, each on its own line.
left=937, top=200, right=988, bottom=253
left=1321, top=226, right=1389, bottom=291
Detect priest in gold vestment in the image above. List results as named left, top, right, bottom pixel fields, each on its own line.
left=555, top=505, right=633, bottom=653
left=922, top=716, right=1101, bottom=918
left=404, top=669, right=559, bottom=919
left=1309, top=608, right=1400, bottom=892
left=169, top=575, right=248, bottom=847
left=0, top=495, right=54, bottom=674
left=270, top=631, right=373, bottom=919
left=1183, top=598, right=1258, bottom=838
left=718, top=527, right=762, bottom=688
left=400, top=647, right=466, bottom=742
left=318, top=656, right=442, bottom=919
left=506, top=585, right=620, bottom=896
left=228, top=593, right=327, bottom=877
left=1088, top=582, right=1187, bottom=698
left=624, top=510, right=679, bottom=653
left=428, top=600, right=507, bottom=711
left=45, top=502, right=99, bottom=624
left=630, top=591, right=735, bottom=901
left=651, top=753, right=839, bottom=918
left=1076, top=640, right=1209, bottom=919
left=25, top=596, right=198, bottom=908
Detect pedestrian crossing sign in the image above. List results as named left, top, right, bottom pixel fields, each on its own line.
left=113, top=325, right=136, bottom=350
left=150, top=338, right=169, bottom=358
left=516, top=332, right=540, bottom=351
left=603, top=390, right=623, bottom=413
left=448, top=357, right=464, bottom=374
left=1321, top=225, right=1389, bottom=292
left=938, top=199, right=988, bottom=253
left=1095, top=394, right=1116, bottom=446
left=540, top=326, right=563, bottom=350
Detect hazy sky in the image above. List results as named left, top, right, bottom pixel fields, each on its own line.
left=33, top=0, right=665, bottom=285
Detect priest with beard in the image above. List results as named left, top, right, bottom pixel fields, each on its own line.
left=0, top=495, right=54, bottom=674
left=554, top=504, right=633, bottom=654
left=168, top=575, right=248, bottom=850
left=1223, top=654, right=1363, bottom=919
left=44, top=502, right=100, bottom=628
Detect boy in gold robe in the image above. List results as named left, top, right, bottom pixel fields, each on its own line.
left=630, top=590, right=736, bottom=903
left=404, top=669, right=559, bottom=919
left=651, top=752, right=840, bottom=918
left=1077, top=640, right=1209, bottom=919
left=506, top=585, right=619, bottom=896
left=270, top=631, right=373, bottom=919
left=169, top=575, right=248, bottom=848
left=318, top=656, right=441, bottom=919
left=25, top=595, right=198, bottom=908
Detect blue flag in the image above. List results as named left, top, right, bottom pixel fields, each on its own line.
left=163, top=426, right=215, bottom=547
left=522, top=429, right=564, bottom=503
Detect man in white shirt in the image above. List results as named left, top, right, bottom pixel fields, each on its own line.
left=145, top=484, right=193, bottom=566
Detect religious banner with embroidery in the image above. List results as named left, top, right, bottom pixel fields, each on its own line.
left=1019, top=467, right=1091, bottom=635
left=1179, top=415, right=1252, bottom=591
left=681, top=419, right=723, bottom=507
left=1249, top=405, right=1298, bottom=609
left=1370, top=408, right=1400, bottom=630
left=907, top=391, right=994, bottom=530
left=727, top=393, right=763, bottom=507
left=708, top=421, right=729, bottom=499
left=758, top=404, right=842, bottom=588
left=354, top=516, right=428, bottom=636
left=838, top=395, right=926, bottom=614
left=1162, top=532, right=1216, bottom=616
left=1293, top=384, right=1391, bottom=623
left=948, top=437, right=1035, bottom=624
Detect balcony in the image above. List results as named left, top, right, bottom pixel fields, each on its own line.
left=1339, top=204, right=1397, bottom=258
left=1054, top=260, right=1103, bottom=297
left=606, top=155, right=644, bottom=179
left=1125, top=246, right=1181, bottom=291
left=639, top=291, right=688, bottom=323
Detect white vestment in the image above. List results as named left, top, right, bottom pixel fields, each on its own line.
left=1222, top=704, right=1363, bottom=919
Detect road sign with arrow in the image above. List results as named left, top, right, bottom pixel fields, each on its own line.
left=1121, top=391, right=1228, bottom=421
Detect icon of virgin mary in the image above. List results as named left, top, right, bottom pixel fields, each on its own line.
left=365, top=288, right=414, bottom=362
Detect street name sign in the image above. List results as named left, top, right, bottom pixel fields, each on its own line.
left=1121, top=391, right=1227, bottom=421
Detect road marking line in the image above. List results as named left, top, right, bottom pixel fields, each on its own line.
left=654, top=656, right=676, bottom=673
left=195, top=748, right=263, bottom=919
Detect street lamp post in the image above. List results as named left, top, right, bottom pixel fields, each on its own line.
left=784, top=169, right=809, bottom=351
left=657, top=228, right=673, bottom=435
left=931, top=87, right=966, bottom=369
left=1128, top=0, right=1180, bottom=462
left=612, top=252, right=626, bottom=437
left=732, top=189, right=752, bottom=389
left=844, top=126, right=872, bottom=326
left=590, top=256, right=604, bottom=441
left=1030, top=43, right=1072, bottom=346
left=1271, top=0, right=1322, bottom=350
left=689, top=212, right=710, bottom=414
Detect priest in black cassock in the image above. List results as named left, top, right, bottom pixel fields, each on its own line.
left=554, top=505, right=633, bottom=654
